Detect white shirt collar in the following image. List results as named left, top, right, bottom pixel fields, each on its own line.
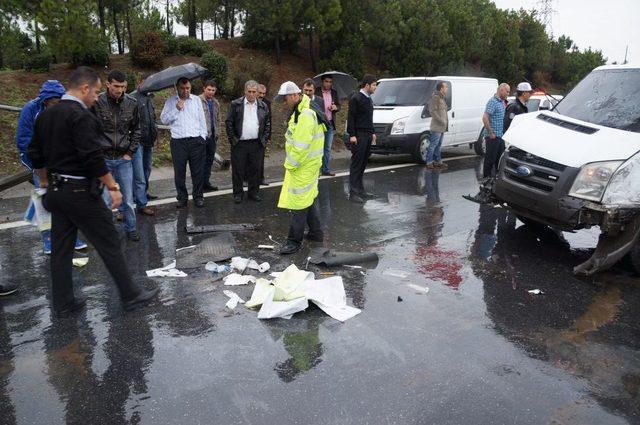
left=360, top=89, right=370, bottom=98
left=244, top=97, right=257, bottom=107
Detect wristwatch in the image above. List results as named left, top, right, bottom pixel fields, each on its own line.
left=108, top=183, right=121, bottom=192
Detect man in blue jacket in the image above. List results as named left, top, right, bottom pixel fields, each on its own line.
left=16, top=80, right=87, bottom=254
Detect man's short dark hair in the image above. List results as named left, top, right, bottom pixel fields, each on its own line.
left=302, top=78, right=315, bottom=88
left=204, top=79, right=217, bottom=89
left=360, top=74, right=377, bottom=88
left=68, top=66, right=100, bottom=89
left=436, top=81, right=446, bottom=91
left=107, top=70, right=126, bottom=83
left=321, top=74, right=333, bottom=82
left=176, top=77, right=190, bottom=86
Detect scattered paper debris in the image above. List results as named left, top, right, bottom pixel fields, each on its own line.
left=230, top=256, right=270, bottom=273
left=223, top=290, right=245, bottom=309
left=245, top=279, right=274, bottom=308
left=528, top=289, right=544, bottom=295
left=146, top=261, right=188, bottom=278
left=205, top=262, right=231, bottom=273
left=223, top=273, right=257, bottom=286
left=384, top=268, right=410, bottom=279
left=258, top=245, right=275, bottom=250
left=407, top=284, right=429, bottom=294
left=72, top=257, right=89, bottom=267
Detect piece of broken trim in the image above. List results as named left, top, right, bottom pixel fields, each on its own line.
left=258, top=245, right=275, bottom=250
left=185, top=223, right=259, bottom=234
left=309, top=247, right=379, bottom=267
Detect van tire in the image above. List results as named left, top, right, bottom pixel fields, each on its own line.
left=413, top=134, right=429, bottom=164
left=474, top=132, right=485, bottom=156
left=627, top=241, right=640, bottom=275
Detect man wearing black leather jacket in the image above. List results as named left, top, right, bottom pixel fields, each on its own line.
left=92, top=70, right=142, bottom=241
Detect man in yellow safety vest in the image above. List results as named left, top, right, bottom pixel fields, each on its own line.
left=275, top=81, right=327, bottom=254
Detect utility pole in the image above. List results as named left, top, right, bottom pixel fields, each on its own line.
left=537, top=0, right=556, bottom=37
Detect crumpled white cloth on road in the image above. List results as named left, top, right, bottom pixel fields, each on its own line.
left=248, top=264, right=361, bottom=322
left=223, top=273, right=257, bottom=286
left=223, top=290, right=245, bottom=309
left=230, top=256, right=270, bottom=273
left=146, top=260, right=188, bottom=278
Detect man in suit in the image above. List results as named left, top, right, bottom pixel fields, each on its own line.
left=347, top=74, right=378, bottom=203
left=225, top=80, right=272, bottom=203
left=315, top=74, right=341, bottom=176
left=257, top=84, right=271, bottom=186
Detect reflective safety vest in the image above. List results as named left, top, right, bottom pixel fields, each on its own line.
left=278, top=95, right=326, bottom=210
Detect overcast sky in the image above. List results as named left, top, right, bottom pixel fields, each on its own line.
left=490, top=0, right=639, bottom=64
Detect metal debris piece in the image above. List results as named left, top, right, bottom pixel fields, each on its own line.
left=185, top=223, right=258, bottom=234
left=309, top=248, right=379, bottom=267
left=176, top=232, right=236, bottom=269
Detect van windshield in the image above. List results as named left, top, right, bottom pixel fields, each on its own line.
left=554, top=68, right=640, bottom=132
left=372, top=80, right=436, bottom=106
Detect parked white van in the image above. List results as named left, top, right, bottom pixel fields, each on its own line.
left=488, top=65, right=640, bottom=275
left=367, top=76, right=498, bottom=163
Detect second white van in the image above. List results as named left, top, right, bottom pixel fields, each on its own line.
left=368, top=76, right=498, bottom=163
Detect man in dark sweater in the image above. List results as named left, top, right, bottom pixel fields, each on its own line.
left=27, top=66, right=157, bottom=318
left=503, top=82, right=533, bottom=132
left=347, top=74, right=378, bottom=203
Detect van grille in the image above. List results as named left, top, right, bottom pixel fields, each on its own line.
left=508, top=147, right=566, bottom=172
left=503, top=147, right=565, bottom=193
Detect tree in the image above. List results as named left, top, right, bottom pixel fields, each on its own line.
left=299, top=0, right=342, bottom=72
left=243, top=0, right=301, bottom=64
left=518, top=9, right=551, bottom=81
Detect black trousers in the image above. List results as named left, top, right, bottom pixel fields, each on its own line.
left=231, top=139, right=263, bottom=197
left=44, top=179, right=139, bottom=310
left=483, top=136, right=505, bottom=178
left=170, top=137, right=206, bottom=202
left=349, top=132, right=373, bottom=195
left=202, top=136, right=217, bottom=186
left=288, top=198, right=322, bottom=244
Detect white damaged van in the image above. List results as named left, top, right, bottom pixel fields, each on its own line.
left=489, top=65, right=640, bottom=275
left=368, top=76, right=497, bottom=163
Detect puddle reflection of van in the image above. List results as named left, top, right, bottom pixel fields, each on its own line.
left=491, top=65, right=640, bottom=275
left=361, top=77, right=497, bottom=163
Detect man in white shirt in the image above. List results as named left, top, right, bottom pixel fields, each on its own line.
left=160, top=77, right=208, bottom=208
left=225, top=80, right=272, bottom=204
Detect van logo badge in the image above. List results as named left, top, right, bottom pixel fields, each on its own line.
left=515, top=165, right=533, bottom=177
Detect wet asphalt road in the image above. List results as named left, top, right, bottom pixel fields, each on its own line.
left=1, top=157, right=640, bottom=425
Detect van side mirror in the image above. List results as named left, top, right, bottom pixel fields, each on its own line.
left=421, top=104, right=430, bottom=118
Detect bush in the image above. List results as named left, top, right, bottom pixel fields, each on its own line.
left=161, top=31, right=178, bottom=55
left=130, top=31, right=167, bottom=69
left=229, top=56, right=274, bottom=99
left=200, top=50, right=228, bottom=92
left=125, top=69, right=140, bottom=93
left=71, top=41, right=110, bottom=67
left=23, top=51, right=52, bottom=72
left=176, top=36, right=208, bottom=56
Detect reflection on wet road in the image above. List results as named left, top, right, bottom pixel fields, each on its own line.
left=1, top=157, right=639, bottom=424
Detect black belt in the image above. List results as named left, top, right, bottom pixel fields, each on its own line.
left=239, top=138, right=259, bottom=143
left=50, top=173, right=91, bottom=188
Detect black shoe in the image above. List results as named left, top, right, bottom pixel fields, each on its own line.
left=0, top=282, right=18, bottom=296
left=305, top=232, right=324, bottom=242
left=122, top=288, right=159, bottom=312
left=55, top=297, right=87, bottom=318
left=147, top=194, right=158, bottom=200
left=350, top=194, right=366, bottom=203
left=204, top=184, right=218, bottom=192
left=127, top=230, right=140, bottom=241
left=248, top=194, right=262, bottom=202
left=176, top=200, right=188, bottom=209
left=280, top=241, right=301, bottom=255
left=321, top=172, right=336, bottom=177
left=234, top=195, right=243, bottom=204
left=194, top=198, right=205, bottom=208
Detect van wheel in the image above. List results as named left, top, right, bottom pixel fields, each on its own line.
left=474, top=132, right=485, bottom=156
left=627, top=241, right=640, bottom=275
left=413, top=134, right=429, bottom=164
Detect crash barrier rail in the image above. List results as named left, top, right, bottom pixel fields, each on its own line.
left=0, top=103, right=228, bottom=192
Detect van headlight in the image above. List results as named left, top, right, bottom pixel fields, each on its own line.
left=569, top=161, right=622, bottom=202
left=602, top=151, right=640, bottom=205
left=390, top=117, right=408, bottom=135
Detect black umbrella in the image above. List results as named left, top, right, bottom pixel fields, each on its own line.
left=139, top=62, right=207, bottom=93
left=312, top=71, right=357, bottom=99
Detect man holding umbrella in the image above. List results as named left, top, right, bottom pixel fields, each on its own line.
left=315, top=74, right=341, bottom=176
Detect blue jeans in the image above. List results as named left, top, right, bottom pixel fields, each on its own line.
left=426, top=132, right=444, bottom=163
left=130, top=148, right=148, bottom=208
left=141, top=144, right=153, bottom=193
left=321, top=126, right=334, bottom=174
left=103, top=157, right=136, bottom=232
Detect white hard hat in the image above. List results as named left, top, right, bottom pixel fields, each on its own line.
left=516, top=82, right=533, bottom=92
left=274, top=81, right=301, bottom=102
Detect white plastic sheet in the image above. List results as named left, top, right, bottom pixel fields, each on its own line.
left=223, top=290, right=245, bottom=309
left=24, top=188, right=51, bottom=232
left=146, top=260, right=188, bottom=277
left=230, top=256, right=270, bottom=273
left=223, top=273, right=257, bottom=286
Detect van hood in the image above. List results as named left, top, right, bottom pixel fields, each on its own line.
left=505, top=111, right=640, bottom=168
left=373, top=106, right=419, bottom=124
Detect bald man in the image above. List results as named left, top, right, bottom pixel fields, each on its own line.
left=481, top=83, right=510, bottom=178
